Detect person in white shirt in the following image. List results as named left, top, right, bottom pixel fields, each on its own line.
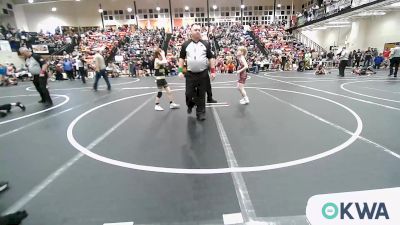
left=93, top=50, right=111, bottom=91
left=337, top=46, right=349, bottom=77
left=389, top=44, right=400, bottom=77
left=76, top=55, right=86, bottom=83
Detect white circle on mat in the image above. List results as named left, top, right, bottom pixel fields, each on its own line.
left=67, top=87, right=362, bottom=174
left=26, top=79, right=140, bottom=91
left=0, top=94, right=70, bottom=125
left=341, top=80, right=400, bottom=103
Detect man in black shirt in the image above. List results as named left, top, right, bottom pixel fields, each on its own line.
left=364, top=47, right=372, bottom=67
left=355, top=49, right=362, bottom=67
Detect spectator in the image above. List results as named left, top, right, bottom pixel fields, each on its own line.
left=374, top=53, right=384, bottom=69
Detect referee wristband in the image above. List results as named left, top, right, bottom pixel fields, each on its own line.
left=210, top=68, right=216, bottom=74
left=178, top=67, right=183, bottom=73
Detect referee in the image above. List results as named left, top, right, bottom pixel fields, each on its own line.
left=179, top=24, right=216, bottom=121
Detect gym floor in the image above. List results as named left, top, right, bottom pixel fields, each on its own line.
left=0, top=70, right=399, bottom=225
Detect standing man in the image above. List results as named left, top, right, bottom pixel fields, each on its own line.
left=355, top=49, right=362, bottom=67
left=77, top=55, right=86, bottom=84
left=337, top=46, right=349, bottom=77
left=19, top=47, right=53, bottom=106
left=63, top=58, right=74, bottom=80
left=389, top=44, right=400, bottom=77
left=93, top=50, right=111, bottom=91
left=364, top=47, right=373, bottom=67
left=178, top=24, right=216, bottom=121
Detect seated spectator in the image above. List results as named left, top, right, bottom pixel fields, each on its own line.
left=374, top=53, right=384, bottom=69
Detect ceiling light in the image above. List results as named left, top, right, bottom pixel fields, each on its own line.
left=98, top=8, right=103, bottom=13
left=185, top=6, right=189, bottom=11
left=156, top=6, right=161, bottom=11
left=51, top=7, right=57, bottom=12
left=277, top=3, right=282, bottom=8
left=212, top=5, right=217, bottom=10
left=241, top=4, right=245, bottom=9
left=28, top=0, right=34, bottom=3
left=75, top=0, right=80, bottom=1
left=127, top=7, right=132, bottom=12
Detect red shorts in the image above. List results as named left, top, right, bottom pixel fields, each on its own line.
left=238, top=72, right=247, bottom=84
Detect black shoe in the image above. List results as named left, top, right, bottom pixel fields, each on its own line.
left=0, top=210, right=28, bottom=225
left=0, top=112, right=6, bottom=118
left=38, top=100, right=45, bottom=103
left=187, top=106, right=193, bottom=114
left=388, top=74, right=393, bottom=76
left=0, top=181, right=8, bottom=193
left=207, top=99, right=217, bottom=103
left=45, top=102, right=53, bottom=107
left=5, top=104, right=11, bottom=113
left=196, top=113, right=206, bottom=121
left=16, top=102, right=26, bottom=111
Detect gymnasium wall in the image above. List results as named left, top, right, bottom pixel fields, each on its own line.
left=0, top=0, right=16, bottom=27
left=301, top=10, right=400, bottom=52
left=12, top=0, right=304, bottom=32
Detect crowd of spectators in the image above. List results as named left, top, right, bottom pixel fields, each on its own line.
left=1, top=21, right=395, bottom=86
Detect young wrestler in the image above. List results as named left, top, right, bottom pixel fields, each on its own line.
left=153, top=48, right=180, bottom=111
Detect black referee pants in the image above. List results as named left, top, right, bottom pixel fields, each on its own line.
left=186, top=70, right=208, bottom=115
left=33, top=75, right=52, bottom=104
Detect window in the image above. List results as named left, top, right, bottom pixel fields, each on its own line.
left=143, top=14, right=147, bottom=18
left=236, top=12, right=240, bottom=16
left=138, top=9, right=142, bottom=13
left=287, top=6, right=291, bottom=9
left=281, top=11, right=285, bottom=15
left=119, top=10, right=123, bottom=14
left=126, top=15, right=130, bottom=19
left=190, top=13, right=194, bottom=17
left=180, top=13, right=183, bottom=17
left=248, top=11, right=252, bottom=16
left=114, top=10, right=119, bottom=14
left=154, top=14, right=158, bottom=18
left=150, top=14, right=153, bottom=18
left=201, top=13, right=204, bottom=17
left=269, top=11, right=272, bottom=15
left=103, top=11, right=108, bottom=15
left=259, top=6, right=263, bottom=10
left=149, top=9, right=153, bottom=13
left=109, top=16, right=113, bottom=20
left=196, top=7, right=200, bottom=12
left=104, top=16, right=108, bottom=20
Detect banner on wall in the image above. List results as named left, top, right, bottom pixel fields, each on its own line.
left=384, top=42, right=400, bottom=51
left=32, top=44, right=49, bottom=54
left=0, top=40, right=12, bottom=52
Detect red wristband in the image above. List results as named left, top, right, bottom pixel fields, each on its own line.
left=210, top=68, right=216, bottom=74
